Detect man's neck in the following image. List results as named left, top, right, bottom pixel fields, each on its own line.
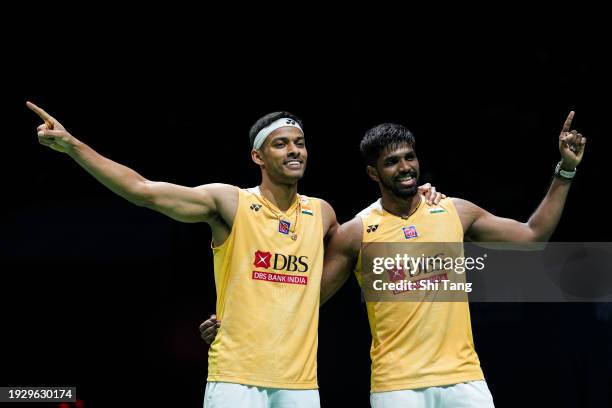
left=259, top=177, right=298, bottom=212
left=380, top=190, right=421, bottom=218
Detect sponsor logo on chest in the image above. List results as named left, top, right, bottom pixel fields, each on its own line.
left=252, top=250, right=309, bottom=285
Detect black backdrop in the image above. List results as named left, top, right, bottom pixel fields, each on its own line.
left=2, top=26, right=611, bottom=408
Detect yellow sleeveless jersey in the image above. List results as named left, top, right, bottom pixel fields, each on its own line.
left=354, top=196, right=484, bottom=392
left=207, top=187, right=323, bottom=389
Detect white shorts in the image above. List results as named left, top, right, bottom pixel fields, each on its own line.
left=370, top=380, right=495, bottom=408
left=204, top=381, right=320, bottom=408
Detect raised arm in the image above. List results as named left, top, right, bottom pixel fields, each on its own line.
left=28, top=101, right=237, bottom=224
left=320, top=216, right=362, bottom=305
left=454, top=111, right=586, bottom=242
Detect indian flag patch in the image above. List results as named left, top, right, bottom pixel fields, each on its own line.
left=302, top=209, right=314, bottom=216
left=428, top=207, right=446, bottom=214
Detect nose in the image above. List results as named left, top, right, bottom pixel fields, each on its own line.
left=287, top=141, right=301, bottom=157
left=398, top=158, right=412, bottom=173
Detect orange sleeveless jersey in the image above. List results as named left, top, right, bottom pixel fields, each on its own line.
left=354, top=196, right=484, bottom=392
left=207, top=188, right=323, bottom=389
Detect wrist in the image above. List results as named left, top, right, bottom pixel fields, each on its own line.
left=65, top=137, right=84, bottom=156
left=554, top=161, right=576, bottom=181
left=560, top=161, right=576, bottom=172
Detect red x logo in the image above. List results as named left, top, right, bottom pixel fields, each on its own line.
left=254, top=251, right=272, bottom=269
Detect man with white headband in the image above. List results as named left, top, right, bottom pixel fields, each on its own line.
left=28, top=103, right=441, bottom=408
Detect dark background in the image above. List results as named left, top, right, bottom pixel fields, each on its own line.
left=2, top=19, right=611, bottom=408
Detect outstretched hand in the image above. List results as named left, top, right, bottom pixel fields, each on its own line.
left=558, top=111, right=586, bottom=170
left=27, top=101, right=73, bottom=153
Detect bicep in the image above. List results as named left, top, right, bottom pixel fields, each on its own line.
left=470, top=212, right=536, bottom=242
left=455, top=198, right=537, bottom=242
left=321, top=218, right=361, bottom=301
left=323, top=240, right=354, bottom=285
left=144, top=182, right=231, bottom=223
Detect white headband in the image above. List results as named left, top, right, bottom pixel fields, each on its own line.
left=253, top=118, right=303, bottom=149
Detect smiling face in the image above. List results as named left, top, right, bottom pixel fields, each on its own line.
left=369, top=143, right=420, bottom=198
left=252, top=126, right=307, bottom=184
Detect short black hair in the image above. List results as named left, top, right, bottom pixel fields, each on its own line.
left=249, top=111, right=304, bottom=148
left=360, top=123, right=415, bottom=166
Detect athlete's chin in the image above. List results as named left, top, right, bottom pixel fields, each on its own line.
left=393, top=185, right=418, bottom=198
left=275, top=172, right=304, bottom=184
left=283, top=168, right=306, bottom=180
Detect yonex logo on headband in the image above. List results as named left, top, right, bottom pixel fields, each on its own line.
left=253, top=118, right=303, bottom=150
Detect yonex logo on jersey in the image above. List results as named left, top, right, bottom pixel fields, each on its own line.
left=367, top=224, right=379, bottom=233
left=250, top=203, right=262, bottom=211
left=254, top=250, right=272, bottom=269
left=403, top=226, right=418, bottom=239
left=278, top=220, right=291, bottom=234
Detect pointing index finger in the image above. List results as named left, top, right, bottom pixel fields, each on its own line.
left=26, top=101, right=56, bottom=129
left=562, top=111, right=575, bottom=133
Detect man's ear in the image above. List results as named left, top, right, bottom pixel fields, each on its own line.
left=251, top=149, right=265, bottom=166
left=366, top=165, right=380, bottom=183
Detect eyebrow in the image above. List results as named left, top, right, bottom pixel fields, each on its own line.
left=270, top=135, right=305, bottom=143
left=384, top=150, right=414, bottom=160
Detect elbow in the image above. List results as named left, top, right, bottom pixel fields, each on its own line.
left=130, top=181, right=155, bottom=207
left=523, top=225, right=549, bottom=250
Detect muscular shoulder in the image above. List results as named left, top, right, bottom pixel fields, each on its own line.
left=317, top=198, right=338, bottom=237
left=194, top=183, right=238, bottom=196
left=451, top=197, right=485, bottom=235
left=451, top=197, right=483, bottom=218
left=318, top=198, right=335, bottom=219
left=198, top=183, right=239, bottom=225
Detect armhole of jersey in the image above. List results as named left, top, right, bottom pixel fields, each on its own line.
left=314, top=198, right=324, bottom=238
left=355, top=200, right=381, bottom=279
left=212, top=189, right=243, bottom=320
left=443, top=197, right=465, bottom=239
left=211, top=188, right=242, bottom=251
left=354, top=214, right=366, bottom=286
left=299, top=194, right=324, bottom=239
